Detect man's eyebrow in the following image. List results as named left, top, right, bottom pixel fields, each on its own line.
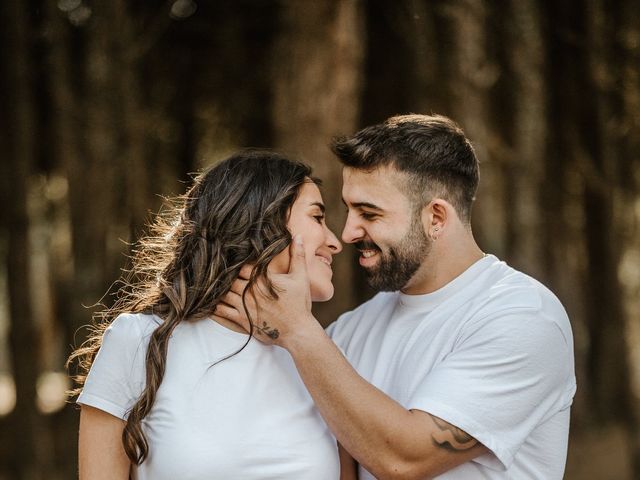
left=310, top=202, right=325, bottom=213
left=341, top=199, right=384, bottom=211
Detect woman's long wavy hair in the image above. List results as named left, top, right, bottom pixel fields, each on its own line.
left=67, top=150, right=317, bottom=465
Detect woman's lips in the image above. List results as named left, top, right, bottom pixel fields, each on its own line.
left=316, top=254, right=332, bottom=266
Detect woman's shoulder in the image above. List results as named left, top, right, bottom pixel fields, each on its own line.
left=104, top=312, right=161, bottom=346
left=79, top=312, right=159, bottom=419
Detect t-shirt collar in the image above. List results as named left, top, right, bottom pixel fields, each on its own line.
left=398, top=254, right=498, bottom=310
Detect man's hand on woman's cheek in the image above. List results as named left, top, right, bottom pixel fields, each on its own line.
left=213, top=235, right=316, bottom=347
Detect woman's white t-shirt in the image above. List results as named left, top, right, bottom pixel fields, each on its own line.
left=78, top=313, right=339, bottom=480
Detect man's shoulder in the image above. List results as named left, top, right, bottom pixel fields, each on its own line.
left=466, top=259, right=572, bottom=344
left=479, top=259, right=566, bottom=315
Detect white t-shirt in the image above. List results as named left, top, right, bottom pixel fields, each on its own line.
left=78, top=313, right=339, bottom=480
left=327, top=255, right=576, bottom=480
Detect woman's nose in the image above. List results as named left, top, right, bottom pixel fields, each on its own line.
left=326, top=227, right=342, bottom=253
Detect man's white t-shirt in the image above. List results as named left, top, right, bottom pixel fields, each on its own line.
left=327, top=255, right=576, bottom=479
left=78, top=313, right=339, bottom=480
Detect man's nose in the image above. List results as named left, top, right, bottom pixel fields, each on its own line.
left=341, top=214, right=363, bottom=244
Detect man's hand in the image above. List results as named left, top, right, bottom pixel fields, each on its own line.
left=213, top=235, right=318, bottom=348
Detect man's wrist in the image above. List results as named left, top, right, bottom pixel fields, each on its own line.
left=279, top=314, right=325, bottom=353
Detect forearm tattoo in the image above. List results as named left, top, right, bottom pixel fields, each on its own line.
left=255, top=321, right=279, bottom=340
left=431, top=415, right=478, bottom=452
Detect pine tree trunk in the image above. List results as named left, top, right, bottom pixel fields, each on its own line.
left=585, top=0, right=640, bottom=474
left=504, top=0, right=545, bottom=277
left=43, top=3, right=88, bottom=476
left=583, top=0, right=634, bottom=426
left=446, top=0, right=502, bottom=252
left=1, top=1, right=50, bottom=478
left=619, top=2, right=640, bottom=474
left=271, top=0, right=365, bottom=326
left=65, top=0, right=121, bottom=330
left=114, top=0, right=150, bottom=241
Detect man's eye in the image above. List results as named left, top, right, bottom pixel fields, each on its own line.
left=360, top=212, right=376, bottom=221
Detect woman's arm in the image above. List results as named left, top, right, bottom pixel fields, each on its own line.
left=339, top=442, right=358, bottom=480
left=78, top=405, right=131, bottom=480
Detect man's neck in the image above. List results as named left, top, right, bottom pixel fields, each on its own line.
left=401, top=236, right=486, bottom=295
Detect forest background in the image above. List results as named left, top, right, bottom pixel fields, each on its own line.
left=1, top=0, right=639, bottom=479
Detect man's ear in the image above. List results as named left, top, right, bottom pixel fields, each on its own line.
left=422, top=199, right=448, bottom=240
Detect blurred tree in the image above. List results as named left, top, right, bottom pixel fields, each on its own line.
left=447, top=0, right=504, bottom=253
left=500, top=0, right=546, bottom=277
left=582, top=0, right=640, bottom=475
left=271, top=0, right=365, bottom=326
left=0, top=2, right=50, bottom=479
left=0, top=0, right=639, bottom=478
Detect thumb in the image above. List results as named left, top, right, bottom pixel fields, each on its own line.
left=288, top=234, right=308, bottom=275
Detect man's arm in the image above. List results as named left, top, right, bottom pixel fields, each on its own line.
left=215, top=236, right=488, bottom=479
left=282, top=319, right=487, bottom=479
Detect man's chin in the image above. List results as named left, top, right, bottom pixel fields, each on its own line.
left=364, top=269, right=392, bottom=292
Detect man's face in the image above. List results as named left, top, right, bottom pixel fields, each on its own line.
left=341, top=166, right=432, bottom=292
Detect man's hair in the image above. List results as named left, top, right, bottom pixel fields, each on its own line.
left=331, top=114, right=479, bottom=222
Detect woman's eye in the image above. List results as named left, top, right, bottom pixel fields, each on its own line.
left=313, top=215, right=325, bottom=224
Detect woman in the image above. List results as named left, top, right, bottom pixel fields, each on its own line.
left=69, top=150, right=355, bottom=479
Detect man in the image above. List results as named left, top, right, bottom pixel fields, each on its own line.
left=217, top=114, right=576, bottom=479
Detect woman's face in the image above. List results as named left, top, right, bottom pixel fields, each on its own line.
left=270, top=181, right=342, bottom=302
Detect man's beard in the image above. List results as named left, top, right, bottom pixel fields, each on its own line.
left=357, top=215, right=431, bottom=292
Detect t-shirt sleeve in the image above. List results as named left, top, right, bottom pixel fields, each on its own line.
left=407, top=310, right=575, bottom=471
left=77, top=313, right=151, bottom=420
left=325, top=321, right=337, bottom=338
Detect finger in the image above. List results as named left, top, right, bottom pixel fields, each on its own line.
left=214, top=301, right=254, bottom=333
left=239, top=264, right=254, bottom=280
left=288, top=234, right=308, bottom=275
left=223, top=286, right=259, bottom=319
left=221, top=289, right=243, bottom=309
left=229, top=278, right=249, bottom=296
left=213, top=301, right=240, bottom=321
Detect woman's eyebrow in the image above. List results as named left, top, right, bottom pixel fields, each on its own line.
left=310, top=202, right=325, bottom=213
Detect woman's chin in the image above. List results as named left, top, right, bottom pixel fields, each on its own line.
left=310, top=285, right=334, bottom=303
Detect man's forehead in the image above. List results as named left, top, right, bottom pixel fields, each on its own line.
left=343, top=163, right=392, bottom=177
left=342, top=165, right=410, bottom=206
left=342, top=164, right=408, bottom=188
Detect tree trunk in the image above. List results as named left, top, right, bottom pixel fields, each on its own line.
left=43, top=2, right=88, bottom=477
left=1, top=1, right=50, bottom=478
left=271, top=0, right=365, bottom=326
left=115, top=0, right=150, bottom=242
left=618, top=3, right=640, bottom=475
left=503, top=0, right=546, bottom=277
left=584, top=0, right=640, bottom=474
left=582, top=0, right=634, bottom=424
left=446, top=0, right=502, bottom=253
left=65, top=0, right=121, bottom=331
